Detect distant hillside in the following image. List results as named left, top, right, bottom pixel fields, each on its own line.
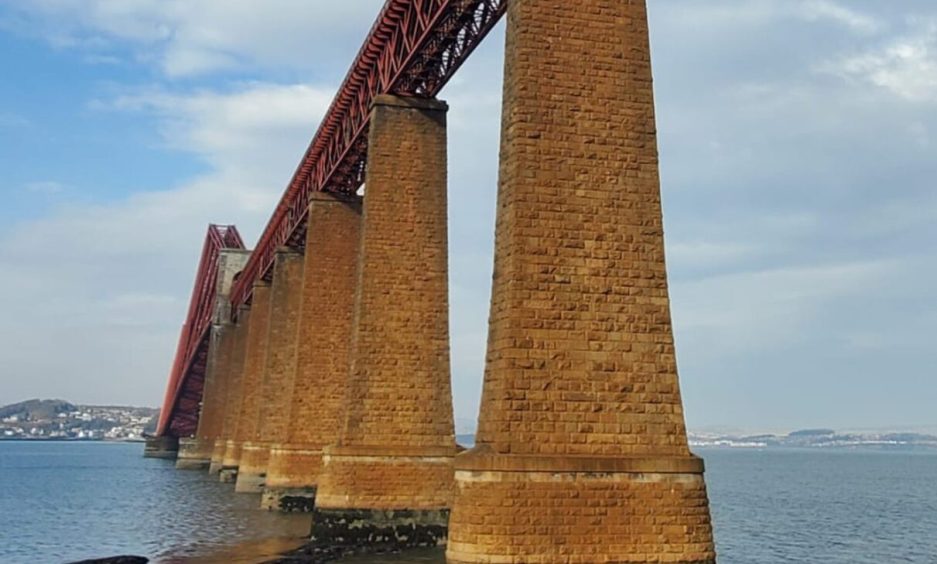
left=689, top=428, right=937, bottom=450
left=1, top=399, right=158, bottom=441
left=0, top=399, right=77, bottom=421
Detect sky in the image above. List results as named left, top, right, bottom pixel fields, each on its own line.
left=0, top=0, right=934, bottom=433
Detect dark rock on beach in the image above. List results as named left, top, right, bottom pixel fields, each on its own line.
left=68, top=557, right=148, bottom=564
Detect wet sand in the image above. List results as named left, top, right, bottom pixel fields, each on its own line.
left=154, top=511, right=312, bottom=563
left=178, top=537, right=309, bottom=563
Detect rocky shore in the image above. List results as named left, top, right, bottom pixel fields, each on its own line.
left=268, top=545, right=445, bottom=563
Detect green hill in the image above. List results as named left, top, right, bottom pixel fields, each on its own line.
left=0, top=399, right=77, bottom=421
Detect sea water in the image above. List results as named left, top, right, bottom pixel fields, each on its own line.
left=1, top=442, right=935, bottom=563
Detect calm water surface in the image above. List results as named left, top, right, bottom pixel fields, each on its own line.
left=0, top=441, right=310, bottom=563
left=1, top=442, right=936, bottom=563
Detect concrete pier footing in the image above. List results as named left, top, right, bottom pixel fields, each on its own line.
left=143, top=436, right=178, bottom=459
left=310, top=508, right=449, bottom=551
left=174, top=437, right=211, bottom=470
left=261, top=486, right=317, bottom=512
left=234, top=442, right=269, bottom=493
left=219, top=439, right=241, bottom=483
left=208, top=439, right=227, bottom=474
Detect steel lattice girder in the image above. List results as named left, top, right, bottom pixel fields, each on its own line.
left=228, top=0, right=506, bottom=311
left=156, top=225, right=245, bottom=437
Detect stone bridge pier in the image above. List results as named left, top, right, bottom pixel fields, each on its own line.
left=152, top=1, right=716, bottom=562
left=210, top=305, right=250, bottom=476
left=446, top=1, right=716, bottom=562
left=310, top=95, right=457, bottom=548
left=176, top=249, right=251, bottom=470
left=262, top=192, right=362, bottom=511
left=221, top=280, right=272, bottom=483
left=235, top=249, right=305, bottom=493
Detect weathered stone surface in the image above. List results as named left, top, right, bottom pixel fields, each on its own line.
left=214, top=306, right=251, bottom=475
left=446, top=0, right=716, bottom=562
left=261, top=486, right=318, bottom=512
left=238, top=249, right=305, bottom=495
left=265, top=192, right=362, bottom=505
left=313, top=95, right=456, bottom=537
left=142, top=436, right=177, bottom=459
left=312, top=508, right=448, bottom=549
left=174, top=437, right=210, bottom=470
left=235, top=441, right=270, bottom=493
left=229, top=282, right=272, bottom=485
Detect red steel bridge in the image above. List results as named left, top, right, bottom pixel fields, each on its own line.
left=157, top=0, right=506, bottom=438
left=156, top=225, right=244, bottom=437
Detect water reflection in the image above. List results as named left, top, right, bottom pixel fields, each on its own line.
left=0, top=442, right=310, bottom=562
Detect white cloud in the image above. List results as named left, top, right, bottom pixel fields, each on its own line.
left=106, top=83, right=334, bottom=171
left=0, top=80, right=334, bottom=406
left=5, top=0, right=384, bottom=77
left=667, top=241, right=755, bottom=271
left=823, top=20, right=937, bottom=102
left=1, top=0, right=934, bottom=431
left=672, top=259, right=896, bottom=357
left=650, top=0, right=881, bottom=35
left=799, top=0, right=882, bottom=34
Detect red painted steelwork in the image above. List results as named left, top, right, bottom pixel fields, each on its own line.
left=157, top=225, right=245, bottom=438
left=228, top=0, right=506, bottom=311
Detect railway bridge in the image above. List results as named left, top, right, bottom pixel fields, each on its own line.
left=146, top=0, right=716, bottom=561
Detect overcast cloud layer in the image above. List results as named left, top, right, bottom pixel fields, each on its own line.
left=0, top=0, right=934, bottom=432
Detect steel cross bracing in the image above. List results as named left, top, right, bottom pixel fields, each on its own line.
left=157, top=225, right=245, bottom=437
left=228, top=0, right=506, bottom=311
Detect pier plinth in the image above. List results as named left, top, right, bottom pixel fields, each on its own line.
left=311, top=95, right=456, bottom=548
left=229, top=282, right=273, bottom=490
left=263, top=193, right=362, bottom=512
left=213, top=306, right=251, bottom=477
left=143, top=436, right=178, bottom=459
left=175, top=438, right=210, bottom=470
left=446, top=1, right=716, bottom=562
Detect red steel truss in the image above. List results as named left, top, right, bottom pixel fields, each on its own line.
left=157, top=225, right=245, bottom=437
left=228, top=0, right=506, bottom=310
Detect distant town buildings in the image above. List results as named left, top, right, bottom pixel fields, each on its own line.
left=0, top=400, right=158, bottom=441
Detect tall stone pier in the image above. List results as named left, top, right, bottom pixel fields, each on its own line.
left=263, top=193, right=362, bottom=512
left=211, top=305, right=251, bottom=476
left=223, top=281, right=272, bottom=484
left=236, top=248, right=305, bottom=493
left=312, top=95, right=456, bottom=547
left=177, top=249, right=251, bottom=470
left=446, top=1, right=716, bottom=563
